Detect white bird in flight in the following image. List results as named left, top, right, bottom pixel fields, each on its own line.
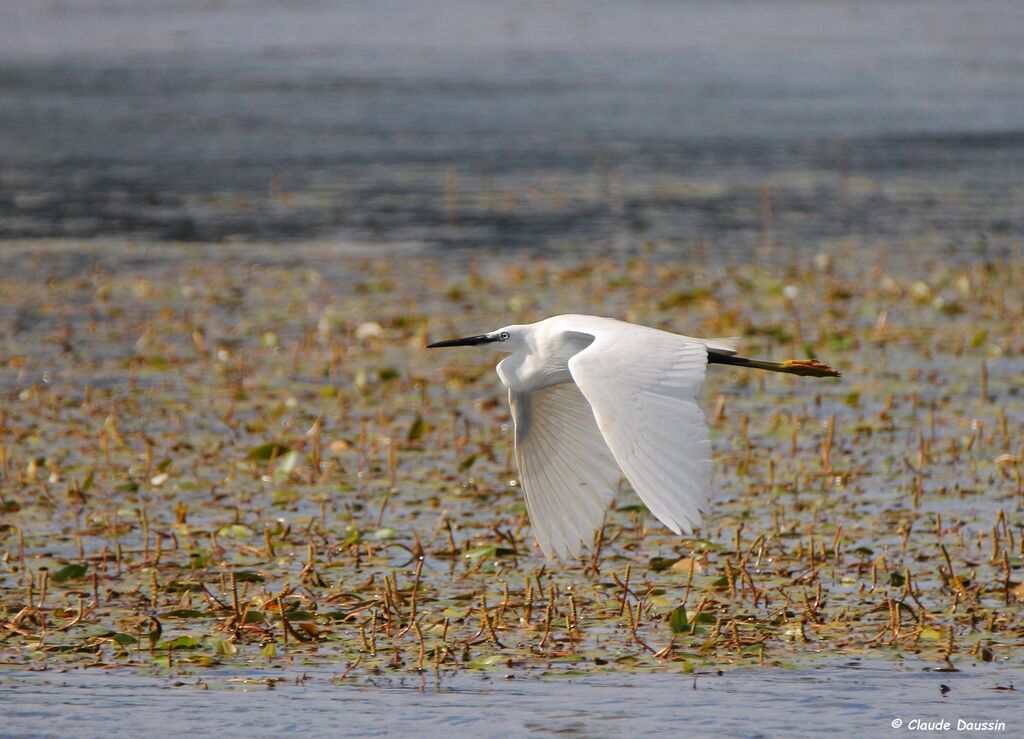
left=428, top=314, right=839, bottom=559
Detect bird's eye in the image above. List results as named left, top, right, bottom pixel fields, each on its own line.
left=499, top=331, right=510, bottom=341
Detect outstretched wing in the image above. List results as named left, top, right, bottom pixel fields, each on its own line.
left=509, top=384, right=622, bottom=559
left=568, top=328, right=711, bottom=535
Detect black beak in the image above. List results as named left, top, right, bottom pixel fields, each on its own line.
left=426, top=334, right=497, bottom=348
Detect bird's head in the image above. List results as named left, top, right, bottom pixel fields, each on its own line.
left=426, top=324, right=524, bottom=353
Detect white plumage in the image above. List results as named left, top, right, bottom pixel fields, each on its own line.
left=428, top=313, right=837, bottom=559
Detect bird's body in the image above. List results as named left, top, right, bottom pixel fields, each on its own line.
left=429, top=314, right=838, bottom=559
left=494, top=314, right=737, bottom=393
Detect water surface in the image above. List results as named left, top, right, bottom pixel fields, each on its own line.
left=3, top=661, right=1022, bottom=737
left=1, top=1, right=1021, bottom=250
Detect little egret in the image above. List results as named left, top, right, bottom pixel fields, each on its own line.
left=428, top=314, right=839, bottom=559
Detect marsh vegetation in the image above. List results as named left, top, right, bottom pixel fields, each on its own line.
left=1, top=241, right=1021, bottom=683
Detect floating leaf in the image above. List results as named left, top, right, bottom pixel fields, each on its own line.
left=215, top=640, right=238, bottom=656
left=156, top=636, right=199, bottom=651
left=86, top=628, right=136, bottom=646
left=185, top=554, right=211, bottom=570
left=247, top=443, right=290, bottom=461
left=649, top=556, right=681, bottom=572
left=271, top=489, right=300, bottom=506
left=465, top=654, right=504, bottom=669
left=52, top=563, right=88, bottom=583
left=464, top=545, right=515, bottom=560
left=218, top=524, right=255, bottom=539
left=669, top=606, right=689, bottom=633
left=232, top=571, right=265, bottom=583
left=275, top=450, right=299, bottom=476
left=407, top=414, right=425, bottom=442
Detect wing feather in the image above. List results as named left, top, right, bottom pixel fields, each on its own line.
left=568, top=328, right=712, bottom=535
left=509, top=384, right=621, bottom=559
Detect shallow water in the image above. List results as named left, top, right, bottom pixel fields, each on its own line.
left=2, top=660, right=1022, bottom=738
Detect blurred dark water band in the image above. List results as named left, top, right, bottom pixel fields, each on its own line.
left=1, top=0, right=1022, bottom=254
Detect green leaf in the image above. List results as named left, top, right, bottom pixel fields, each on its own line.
left=53, top=563, right=88, bottom=583
left=275, top=450, right=299, bottom=476
left=185, top=554, right=211, bottom=570
left=464, top=544, right=515, bottom=560
left=217, top=524, right=255, bottom=539
left=156, top=636, right=200, bottom=650
left=215, top=639, right=238, bottom=656
left=271, top=489, right=299, bottom=506
left=247, top=443, right=290, bottom=461
left=232, top=570, right=265, bottom=583
left=260, top=642, right=278, bottom=658
left=691, top=611, right=717, bottom=625
left=458, top=454, right=478, bottom=472
left=465, top=654, right=504, bottom=669
left=147, top=620, right=162, bottom=648
left=407, top=414, right=425, bottom=442
left=649, top=557, right=680, bottom=572
left=669, top=606, right=689, bottom=633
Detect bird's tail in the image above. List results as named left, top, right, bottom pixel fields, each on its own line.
left=707, top=352, right=841, bottom=378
